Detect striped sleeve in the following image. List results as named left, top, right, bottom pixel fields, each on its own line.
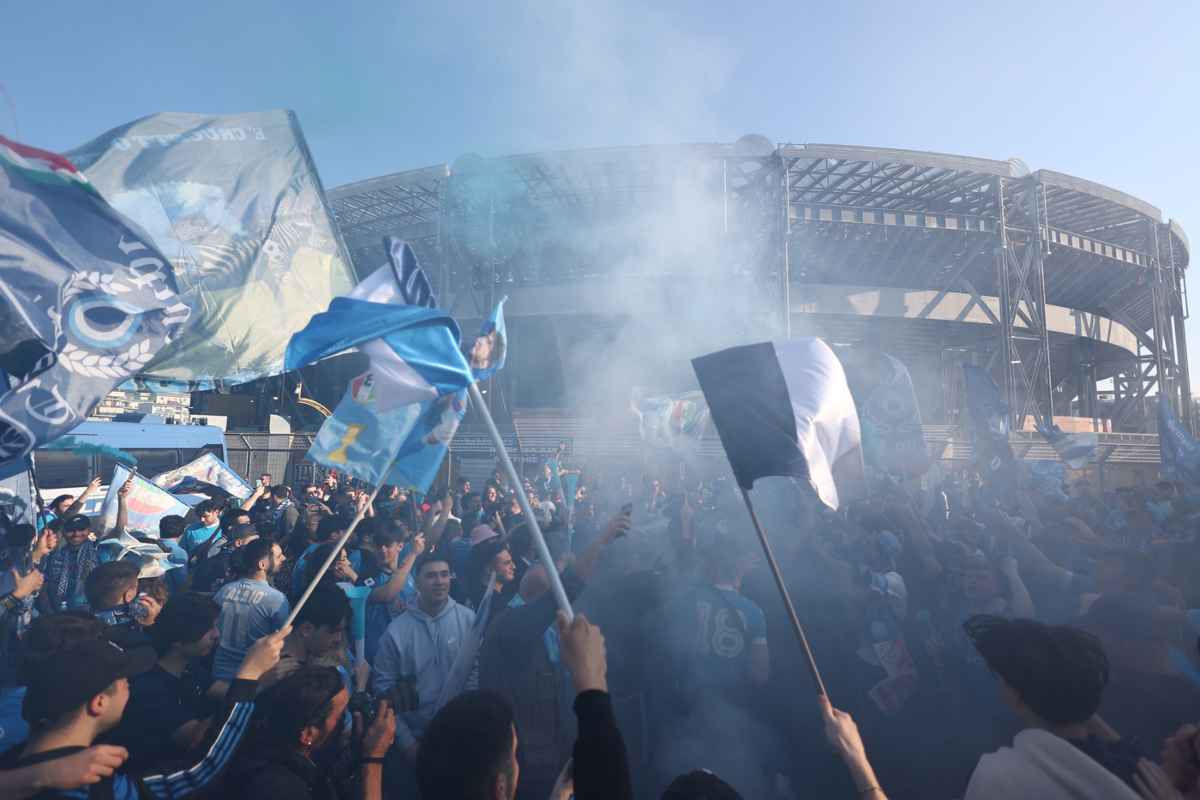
left=140, top=680, right=257, bottom=799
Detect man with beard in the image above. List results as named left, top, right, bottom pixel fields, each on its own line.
left=40, top=515, right=99, bottom=613
left=212, top=538, right=289, bottom=682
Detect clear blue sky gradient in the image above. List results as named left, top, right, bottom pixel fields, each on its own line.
left=4, top=1, right=1199, bottom=375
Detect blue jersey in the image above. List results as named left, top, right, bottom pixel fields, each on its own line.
left=180, top=522, right=220, bottom=556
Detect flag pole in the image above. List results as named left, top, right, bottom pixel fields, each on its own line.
left=468, top=381, right=573, bottom=622
left=285, top=477, right=387, bottom=629
left=739, top=487, right=828, bottom=698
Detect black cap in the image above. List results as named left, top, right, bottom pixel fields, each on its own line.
left=23, top=638, right=155, bottom=725
left=229, top=522, right=258, bottom=541
left=63, top=514, right=90, bottom=532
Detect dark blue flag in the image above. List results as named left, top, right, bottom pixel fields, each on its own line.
left=1158, top=395, right=1200, bottom=483
left=0, top=136, right=190, bottom=464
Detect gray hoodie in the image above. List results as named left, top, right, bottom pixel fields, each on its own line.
left=372, top=596, right=477, bottom=748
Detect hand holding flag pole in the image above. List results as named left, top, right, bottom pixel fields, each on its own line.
left=468, top=380, right=573, bottom=622
left=739, top=487, right=828, bottom=697
left=692, top=338, right=865, bottom=700
left=285, top=478, right=386, bottom=629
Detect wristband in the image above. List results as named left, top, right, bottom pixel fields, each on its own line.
left=362, top=756, right=386, bottom=765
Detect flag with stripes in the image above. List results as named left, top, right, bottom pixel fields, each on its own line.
left=692, top=338, right=862, bottom=509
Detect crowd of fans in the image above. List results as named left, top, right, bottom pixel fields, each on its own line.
left=1, top=441, right=1200, bottom=799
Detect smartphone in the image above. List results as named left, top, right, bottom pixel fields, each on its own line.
left=621, top=502, right=633, bottom=516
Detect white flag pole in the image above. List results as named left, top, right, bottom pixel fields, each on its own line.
left=468, top=381, right=573, bottom=622
left=285, top=477, right=387, bottom=629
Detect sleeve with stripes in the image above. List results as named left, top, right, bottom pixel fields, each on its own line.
left=139, top=679, right=258, bottom=799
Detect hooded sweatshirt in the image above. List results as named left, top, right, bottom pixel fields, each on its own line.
left=372, top=596, right=477, bottom=749
left=965, top=729, right=1140, bottom=800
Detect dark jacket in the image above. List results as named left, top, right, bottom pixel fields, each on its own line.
left=225, top=745, right=337, bottom=800
left=480, top=571, right=584, bottom=796
left=573, top=690, right=634, bottom=800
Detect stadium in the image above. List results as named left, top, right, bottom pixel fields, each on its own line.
left=321, top=139, right=1191, bottom=481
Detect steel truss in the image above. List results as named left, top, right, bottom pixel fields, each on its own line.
left=996, top=177, right=1055, bottom=430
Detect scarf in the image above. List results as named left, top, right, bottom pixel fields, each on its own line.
left=46, top=541, right=98, bottom=610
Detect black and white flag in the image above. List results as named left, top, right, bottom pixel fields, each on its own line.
left=692, top=338, right=862, bottom=509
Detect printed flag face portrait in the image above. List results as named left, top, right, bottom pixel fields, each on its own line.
left=67, top=110, right=355, bottom=389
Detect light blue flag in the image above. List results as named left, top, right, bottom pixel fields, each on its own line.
left=100, top=463, right=191, bottom=536
left=285, top=297, right=473, bottom=489
left=470, top=298, right=507, bottom=381
left=151, top=452, right=253, bottom=500
left=67, top=111, right=356, bottom=390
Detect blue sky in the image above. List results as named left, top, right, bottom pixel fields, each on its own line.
left=4, top=0, right=1200, bottom=373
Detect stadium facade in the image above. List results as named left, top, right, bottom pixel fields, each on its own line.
left=326, top=140, right=1190, bottom=470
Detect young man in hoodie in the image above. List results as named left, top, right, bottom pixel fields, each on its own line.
left=372, top=552, right=476, bottom=785
left=962, top=614, right=1142, bottom=800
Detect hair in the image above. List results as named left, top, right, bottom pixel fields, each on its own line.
left=414, top=552, right=450, bottom=579
left=417, top=691, right=516, bottom=799
left=303, top=543, right=347, bottom=590
left=149, top=592, right=219, bottom=656
left=159, top=515, right=187, bottom=540
left=50, top=494, right=73, bottom=511
left=964, top=614, right=1109, bottom=725
left=271, top=485, right=290, bottom=501
left=294, top=585, right=349, bottom=631
left=233, top=537, right=276, bottom=577
left=4, top=523, right=36, bottom=552
left=252, top=666, right=345, bottom=748
left=18, top=612, right=104, bottom=684
left=194, top=500, right=219, bottom=518
left=316, top=516, right=345, bottom=543
left=661, top=771, right=745, bottom=800
left=84, top=561, right=140, bottom=610
left=374, top=527, right=405, bottom=549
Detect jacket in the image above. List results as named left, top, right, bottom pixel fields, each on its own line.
left=372, top=597, right=477, bottom=749
left=480, top=571, right=584, bottom=781
left=964, top=728, right=1140, bottom=800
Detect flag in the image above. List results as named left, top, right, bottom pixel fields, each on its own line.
left=100, top=463, right=192, bottom=536
left=470, top=298, right=507, bottom=381
left=1025, top=459, right=1069, bottom=502
left=338, top=582, right=372, bottom=664
left=331, top=237, right=470, bottom=492
left=1159, top=395, right=1200, bottom=483
left=0, top=136, right=191, bottom=464
left=1035, top=423, right=1098, bottom=470
left=630, top=389, right=711, bottom=450
left=285, top=252, right=473, bottom=490
left=692, top=338, right=862, bottom=509
left=839, top=349, right=930, bottom=478
left=963, top=366, right=1017, bottom=505
left=151, top=452, right=253, bottom=500
left=67, top=111, right=356, bottom=389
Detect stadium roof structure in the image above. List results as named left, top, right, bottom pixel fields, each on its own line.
left=328, top=140, right=1191, bottom=432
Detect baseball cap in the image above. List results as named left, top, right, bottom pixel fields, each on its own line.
left=23, top=638, right=155, bottom=725
left=468, top=524, right=499, bottom=546
left=64, top=514, right=91, bottom=532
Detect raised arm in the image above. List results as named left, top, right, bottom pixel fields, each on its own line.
left=63, top=476, right=103, bottom=519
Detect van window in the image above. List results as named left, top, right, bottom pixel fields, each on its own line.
left=127, top=449, right=180, bottom=478
left=34, top=451, right=90, bottom=490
